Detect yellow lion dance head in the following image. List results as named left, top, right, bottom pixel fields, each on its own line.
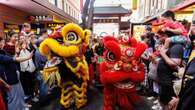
left=40, top=23, right=90, bottom=58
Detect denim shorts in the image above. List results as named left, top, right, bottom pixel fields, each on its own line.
left=170, top=36, right=187, bottom=44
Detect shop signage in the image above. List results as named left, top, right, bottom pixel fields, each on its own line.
left=3, top=23, right=20, bottom=33
left=47, top=23, right=65, bottom=29
left=93, top=19, right=119, bottom=23
left=4, top=23, right=20, bottom=30
left=176, top=13, right=193, bottom=21
left=28, top=15, right=53, bottom=22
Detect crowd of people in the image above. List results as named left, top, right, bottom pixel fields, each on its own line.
left=140, top=10, right=195, bottom=110
left=0, top=23, right=49, bottom=110
left=0, top=10, right=195, bottom=110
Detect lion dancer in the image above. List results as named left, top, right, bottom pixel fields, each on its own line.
left=39, top=23, right=90, bottom=109
left=100, top=36, right=147, bottom=110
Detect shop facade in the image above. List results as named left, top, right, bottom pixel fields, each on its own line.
left=0, top=0, right=82, bottom=37
left=0, top=4, right=29, bottom=36
left=172, top=0, right=195, bottom=22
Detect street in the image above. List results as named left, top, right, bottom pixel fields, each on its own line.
left=31, top=88, right=153, bottom=110
left=1, top=0, right=193, bottom=110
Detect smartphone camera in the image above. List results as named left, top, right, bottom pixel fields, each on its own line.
left=193, top=20, right=195, bottom=25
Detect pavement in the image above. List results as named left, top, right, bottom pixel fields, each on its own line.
left=30, top=87, right=153, bottom=110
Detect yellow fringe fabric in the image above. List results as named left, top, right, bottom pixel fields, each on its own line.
left=64, top=56, right=89, bottom=80
left=42, top=66, right=61, bottom=87
left=60, top=81, right=88, bottom=109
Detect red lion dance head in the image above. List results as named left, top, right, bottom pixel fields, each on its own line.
left=100, top=36, right=147, bottom=110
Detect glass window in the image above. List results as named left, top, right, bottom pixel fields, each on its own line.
left=55, top=0, right=57, bottom=6
left=63, top=1, right=66, bottom=12
left=77, top=13, right=79, bottom=20
left=48, top=0, right=55, bottom=5
left=72, top=9, right=74, bottom=17
left=70, top=8, right=72, bottom=16
left=73, top=10, right=75, bottom=18
left=69, top=6, right=71, bottom=15
left=66, top=4, right=68, bottom=13
left=57, top=0, right=63, bottom=10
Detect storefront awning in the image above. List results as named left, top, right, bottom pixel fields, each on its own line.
left=0, top=0, right=78, bottom=23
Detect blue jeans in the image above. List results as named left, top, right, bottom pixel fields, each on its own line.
left=36, top=71, right=48, bottom=97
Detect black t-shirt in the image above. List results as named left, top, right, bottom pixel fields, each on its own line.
left=95, top=44, right=104, bottom=56
left=185, top=58, right=195, bottom=77
left=157, top=44, right=184, bottom=86
left=85, top=47, right=94, bottom=64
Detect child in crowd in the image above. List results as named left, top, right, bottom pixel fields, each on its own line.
left=160, top=10, right=188, bottom=49
left=20, top=23, right=34, bottom=38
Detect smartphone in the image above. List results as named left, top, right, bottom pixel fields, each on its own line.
left=192, top=20, right=195, bottom=25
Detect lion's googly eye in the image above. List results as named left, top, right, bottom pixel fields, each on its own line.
left=66, top=32, right=78, bottom=42
left=106, top=51, right=115, bottom=62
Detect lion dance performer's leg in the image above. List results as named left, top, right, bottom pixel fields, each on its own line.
left=60, top=81, right=88, bottom=109
left=75, top=81, right=88, bottom=108
left=115, top=88, right=135, bottom=110
left=60, top=59, right=89, bottom=109
left=60, top=82, right=74, bottom=108
left=74, top=60, right=89, bottom=108
left=103, top=87, right=115, bottom=110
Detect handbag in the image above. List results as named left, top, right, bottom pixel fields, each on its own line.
left=148, top=61, right=159, bottom=81
left=171, top=60, right=186, bottom=96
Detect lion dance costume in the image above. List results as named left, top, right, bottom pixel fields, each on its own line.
left=100, top=36, right=147, bottom=110
left=39, top=23, right=90, bottom=109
